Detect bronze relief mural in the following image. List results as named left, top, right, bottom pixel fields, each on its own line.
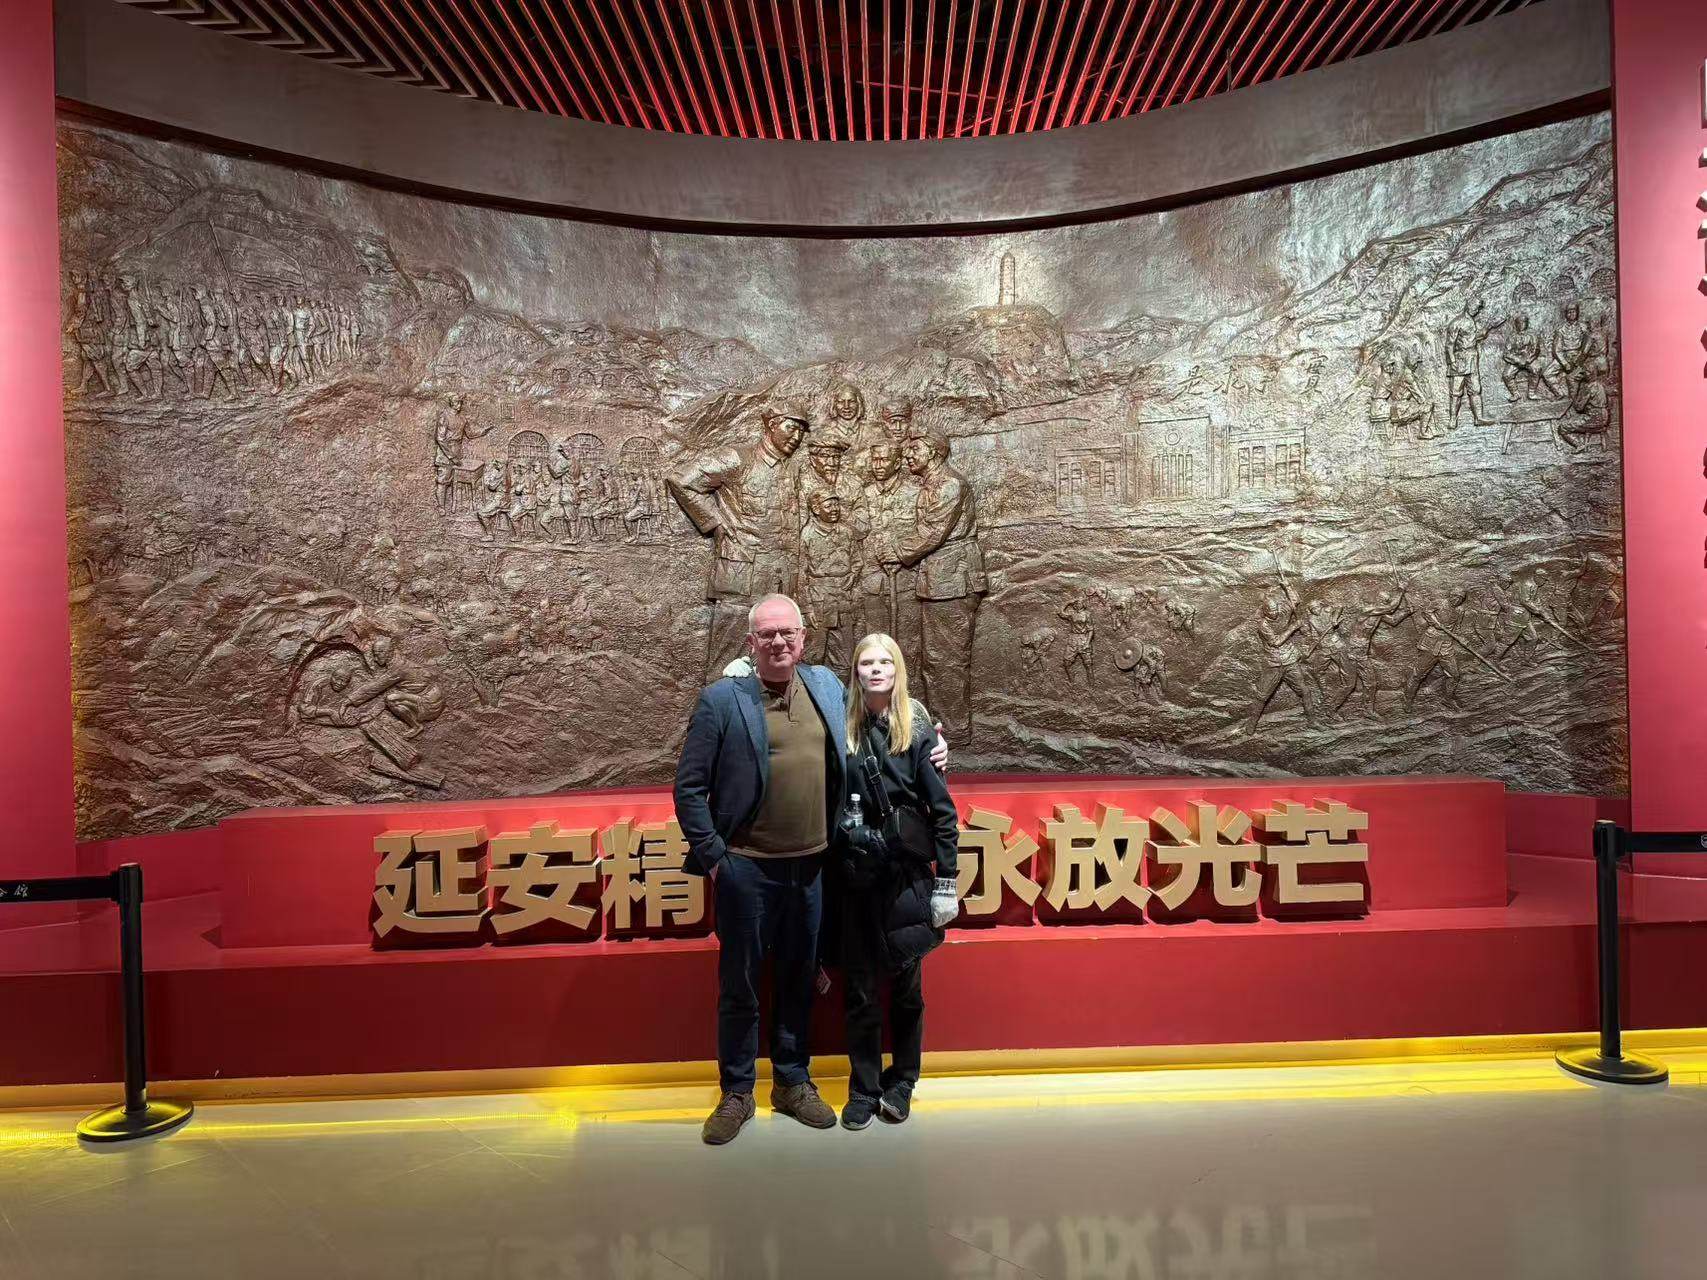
left=57, top=115, right=1625, bottom=840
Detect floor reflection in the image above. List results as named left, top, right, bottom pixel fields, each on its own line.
left=1, top=1056, right=1704, bottom=1280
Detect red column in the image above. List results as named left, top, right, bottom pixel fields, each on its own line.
left=0, top=0, right=76, bottom=882
left=1612, top=0, right=1707, bottom=831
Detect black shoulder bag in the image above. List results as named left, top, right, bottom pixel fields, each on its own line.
left=859, top=723, right=935, bottom=872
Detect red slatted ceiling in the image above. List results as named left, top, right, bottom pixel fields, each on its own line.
left=120, top=0, right=1547, bottom=140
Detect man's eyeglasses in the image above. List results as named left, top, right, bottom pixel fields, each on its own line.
left=752, top=628, right=803, bottom=643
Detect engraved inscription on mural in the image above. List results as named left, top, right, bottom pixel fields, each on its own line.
left=58, top=116, right=1627, bottom=839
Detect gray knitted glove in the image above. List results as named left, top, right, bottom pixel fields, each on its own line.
left=930, top=877, right=959, bottom=929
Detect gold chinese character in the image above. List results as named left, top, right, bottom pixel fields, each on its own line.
left=371, top=826, right=488, bottom=939
left=371, top=829, right=419, bottom=939
left=1042, top=803, right=1148, bottom=914
left=601, top=818, right=708, bottom=934
left=956, top=808, right=1041, bottom=919
left=487, top=821, right=600, bottom=938
left=1147, top=802, right=1262, bottom=914
left=1254, top=800, right=1370, bottom=907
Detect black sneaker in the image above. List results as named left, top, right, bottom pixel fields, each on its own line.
left=841, top=1095, right=878, bottom=1130
left=879, top=1081, right=913, bottom=1123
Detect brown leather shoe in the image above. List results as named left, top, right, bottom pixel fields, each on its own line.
left=770, top=1080, right=836, bottom=1129
left=701, top=1091, right=755, bottom=1145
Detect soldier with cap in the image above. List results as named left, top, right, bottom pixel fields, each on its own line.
left=667, top=408, right=812, bottom=683
left=876, top=426, right=987, bottom=743
left=854, top=434, right=918, bottom=641
left=798, top=420, right=858, bottom=517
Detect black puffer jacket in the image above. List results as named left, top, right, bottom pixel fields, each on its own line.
left=841, top=700, right=959, bottom=971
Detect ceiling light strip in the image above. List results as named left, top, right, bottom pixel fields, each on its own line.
left=813, top=0, right=838, bottom=139
left=536, top=0, right=615, bottom=124
left=1349, top=0, right=1416, bottom=59
left=650, top=0, right=712, bottom=132
left=1099, top=0, right=1164, bottom=120
left=1217, top=0, right=1272, bottom=90
left=1056, top=0, right=1123, bottom=130
left=916, top=0, right=936, bottom=138
left=791, top=0, right=821, bottom=139
left=900, top=0, right=913, bottom=139
left=746, top=0, right=786, bottom=138
left=583, top=0, right=654, bottom=127
left=609, top=0, right=679, bottom=130
left=485, top=0, right=563, bottom=114
left=349, top=0, right=436, bottom=89
left=766, top=0, right=802, bottom=138
left=1229, top=0, right=1300, bottom=88
left=385, top=0, right=480, bottom=97
left=1264, top=1, right=1340, bottom=81
left=1140, top=0, right=1208, bottom=111
left=1082, top=0, right=1148, bottom=125
left=1004, top=0, right=1045, bottom=132
left=723, top=0, right=768, bottom=137
left=1423, top=0, right=1479, bottom=39
left=696, top=0, right=748, bottom=135
left=860, top=0, right=873, bottom=139
left=1321, top=0, right=1388, bottom=65
left=839, top=0, right=856, bottom=140
left=1182, top=0, right=1247, bottom=102
left=554, top=0, right=634, bottom=125
left=1026, top=0, right=1076, bottom=131
left=414, top=0, right=507, bottom=104
left=508, top=0, right=592, bottom=118
left=935, top=0, right=959, bottom=137
left=445, top=0, right=530, bottom=108
left=1133, top=0, right=1191, bottom=114
left=881, top=0, right=892, bottom=139
left=1394, top=0, right=1454, bottom=41
left=953, top=0, right=983, bottom=136
left=970, top=0, right=1006, bottom=136
left=315, top=0, right=393, bottom=71
left=1160, top=0, right=1224, bottom=109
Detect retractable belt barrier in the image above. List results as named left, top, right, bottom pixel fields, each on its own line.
left=0, top=863, right=193, bottom=1141
left=1556, top=820, right=1707, bottom=1087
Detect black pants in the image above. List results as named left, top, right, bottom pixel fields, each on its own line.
left=713, top=852, right=823, bottom=1094
left=840, top=888, right=925, bottom=1101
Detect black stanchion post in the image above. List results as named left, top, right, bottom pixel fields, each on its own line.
left=75, top=863, right=194, bottom=1142
left=1596, top=821, right=1623, bottom=1064
left=1556, top=821, right=1668, bottom=1086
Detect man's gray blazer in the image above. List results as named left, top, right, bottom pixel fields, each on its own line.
left=673, top=665, right=850, bottom=878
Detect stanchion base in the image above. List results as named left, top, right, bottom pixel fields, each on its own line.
left=1555, top=1048, right=1669, bottom=1086
left=76, top=1100, right=194, bottom=1143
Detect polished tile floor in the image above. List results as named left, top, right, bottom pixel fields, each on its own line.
left=2, top=1053, right=1705, bottom=1280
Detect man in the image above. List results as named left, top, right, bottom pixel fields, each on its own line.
left=1252, top=590, right=1315, bottom=729
left=675, top=594, right=946, bottom=1145
left=1058, top=595, right=1094, bottom=684
left=798, top=493, right=857, bottom=674
left=880, top=428, right=987, bottom=743
left=853, top=439, right=917, bottom=640
left=666, top=411, right=810, bottom=684
left=1445, top=300, right=1501, bottom=428
left=1404, top=588, right=1472, bottom=710
left=797, top=425, right=856, bottom=516
left=1552, top=301, right=1593, bottom=390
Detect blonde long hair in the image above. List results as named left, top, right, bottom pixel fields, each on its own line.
left=845, top=633, right=915, bottom=756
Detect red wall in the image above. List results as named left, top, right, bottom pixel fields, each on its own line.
left=0, top=0, right=76, bottom=909
left=1612, top=0, right=1707, bottom=831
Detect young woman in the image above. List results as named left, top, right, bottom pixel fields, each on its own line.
left=835, top=632, right=961, bottom=1129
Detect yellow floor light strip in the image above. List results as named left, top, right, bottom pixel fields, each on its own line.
left=2, top=1029, right=1705, bottom=1128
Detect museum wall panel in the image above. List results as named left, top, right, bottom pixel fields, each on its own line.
left=57, top=113, right=1626, bottom=841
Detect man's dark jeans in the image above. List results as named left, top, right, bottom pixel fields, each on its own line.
left=713, top=851, right=824, bottom=1094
